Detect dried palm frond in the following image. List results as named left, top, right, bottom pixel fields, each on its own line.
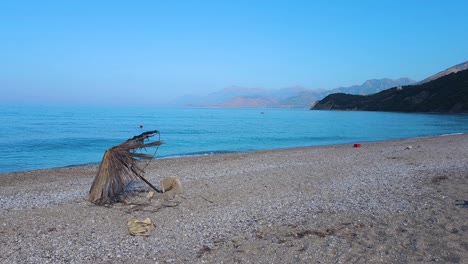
left=89, top=130, right=163, bottom=205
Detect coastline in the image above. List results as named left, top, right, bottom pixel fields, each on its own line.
left=1, top=134, right=467, bottom=263
left=2, top=132, right=465, bottom=175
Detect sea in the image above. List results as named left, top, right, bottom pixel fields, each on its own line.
left=1, top=105, right=468, bottom=173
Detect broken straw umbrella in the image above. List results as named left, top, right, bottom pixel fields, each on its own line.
left=89, top=130, right=163, bottom=204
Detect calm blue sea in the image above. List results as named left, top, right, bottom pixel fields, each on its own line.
left=1, top=105, right=467, bottom=173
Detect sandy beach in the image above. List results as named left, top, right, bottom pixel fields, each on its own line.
left=1, top=134, right=467, bottom=263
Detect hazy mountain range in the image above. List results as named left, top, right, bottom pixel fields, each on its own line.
left=176, top=78, right=415, bottom=108
left=175, top=60, right=467, bottom=109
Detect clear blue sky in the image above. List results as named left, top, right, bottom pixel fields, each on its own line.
left=1, top=0, right=467, bottom=105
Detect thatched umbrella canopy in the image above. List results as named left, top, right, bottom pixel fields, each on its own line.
left=89, top=130, right=163, bottom=205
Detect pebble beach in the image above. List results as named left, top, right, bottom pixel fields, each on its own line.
left=1, top=134, right=467, bottom=263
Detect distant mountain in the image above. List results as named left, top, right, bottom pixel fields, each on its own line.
left=273, top=90, right=325, bottom=108
left=418, top=61, right=468, bottom=84
left=188, top=85, right=318, bottom=108
left=171, top=86, right=267, bottom=106
left=328, top=78, right=415, bottom=95
left=179, top=78, right=414, bottom=108
left=311, top=69, right=468, bottom=113
left=211, top=96, right=276, bottom=108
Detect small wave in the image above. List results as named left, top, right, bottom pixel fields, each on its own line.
left=159, top=150, right=237, bottom=159
left=439, top=132, right=464, bottom=136
left=63, top=162, right=100, bottom=168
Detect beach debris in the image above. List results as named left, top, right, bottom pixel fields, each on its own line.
left=110, top=176, right=184, bottom=212
left=89, top=130, right=163, bottom=205
left=455, top=200, right=468, bottom=208
left=161, top=176, right=183, bottom=194
left=146, top=191, right=155, bottom=199
left=146, top=176, right=183, bottom=201
left=196, top=245, right=212, bottom=258
left=124, top=198, right=182, bottom=213
left=127, top=218, right=155, bottom=236
left=353, top=143, right=362, bottom=148
left=405, top=145, right=413, bottom=150
left=431, top=175, right=448, bottom=184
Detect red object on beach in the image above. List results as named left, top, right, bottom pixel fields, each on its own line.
left=353, top=143, right=361, bottom=148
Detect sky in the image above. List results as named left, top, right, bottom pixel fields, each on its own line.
left=1, top=0, right=467, bottom=105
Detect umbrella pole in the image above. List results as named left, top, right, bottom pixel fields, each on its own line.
left=138, top=175, right=162, bottom=193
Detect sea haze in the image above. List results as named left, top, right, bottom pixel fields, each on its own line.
left=1, top=105, right=467, bottom=173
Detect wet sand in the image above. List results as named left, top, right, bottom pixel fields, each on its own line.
left=1, top=134, right=467, bottom=263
